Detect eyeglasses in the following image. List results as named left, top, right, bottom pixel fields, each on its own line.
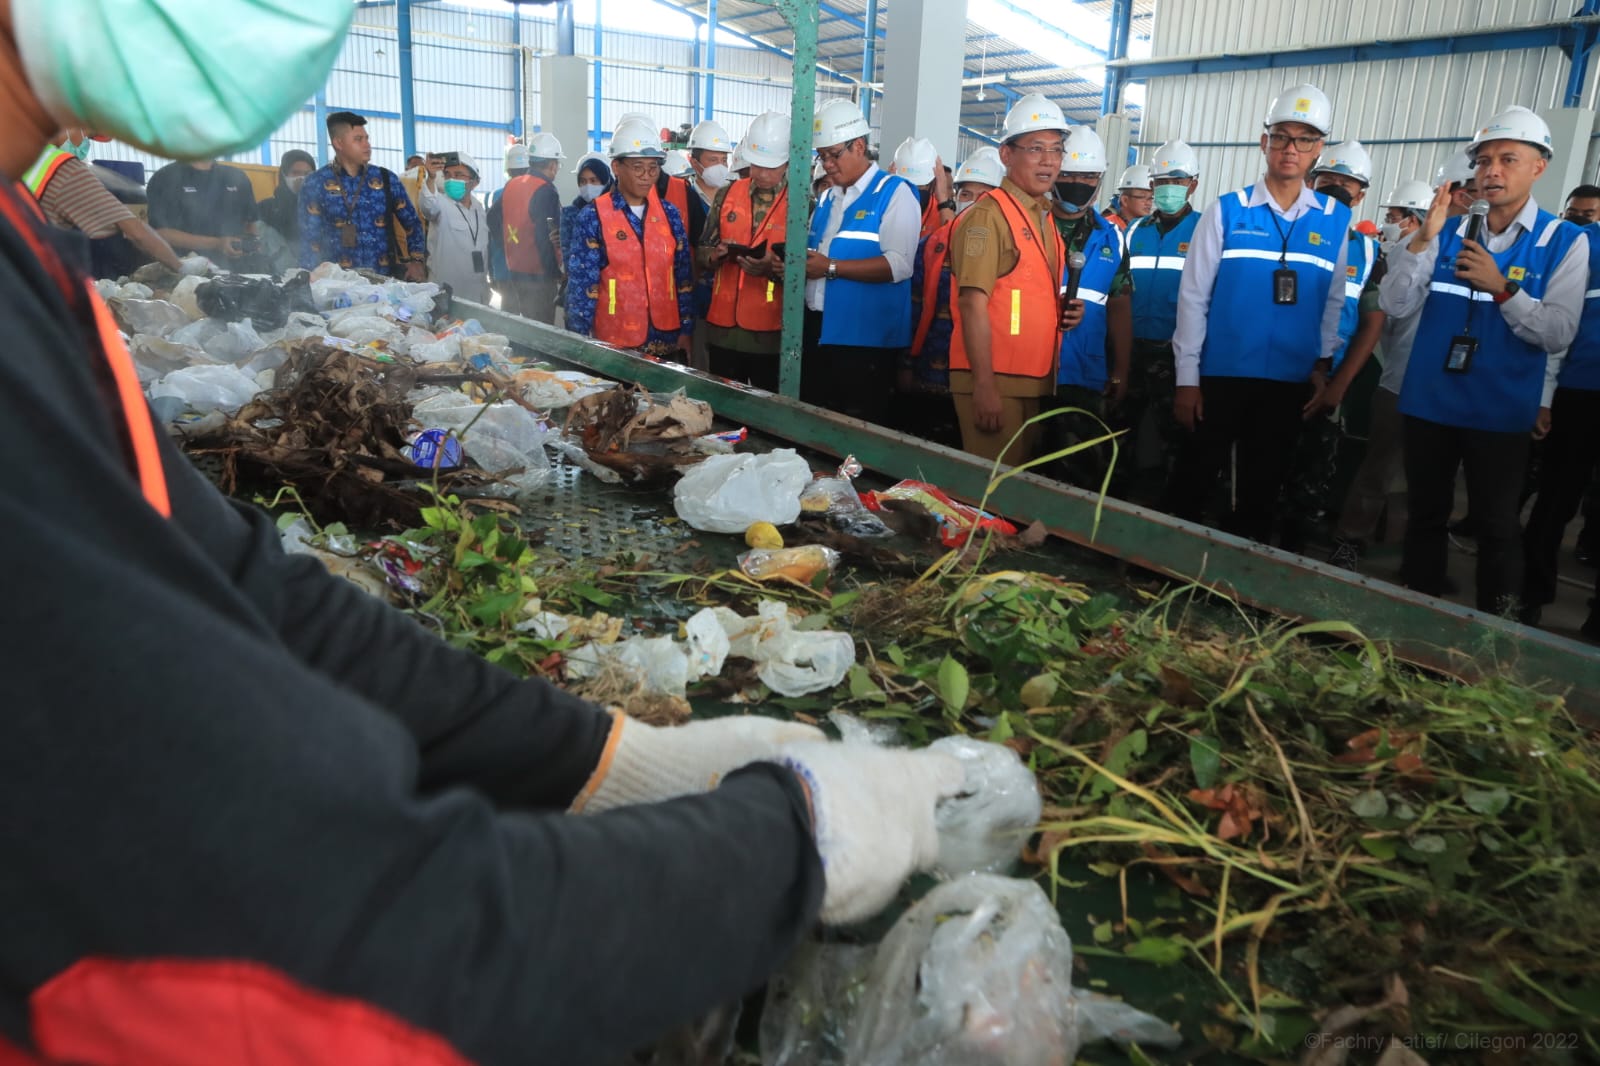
left=1266, top=132, right=1323, bottom=152
left=1012, top=145, right=1066, bottom=162
left=817, top=144, right=852, bottom=164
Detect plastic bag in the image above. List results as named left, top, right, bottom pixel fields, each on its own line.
left=673, top=449, right=812, bottom=533
left=168, top=274, right=209, bottom=320
left=111, top=298, right=193, bottom=339
left=281, top=311, right=330, bottom=342
left=719, top=599, right=854, bottom=697
left=760, top=941, right=876, bottom=1066
left=410, top=333, right=463, bottom=365
left=202, top=319, right=268, bottom=364
left=927, top=736, right=1043, bottom=878
left=411, top=394, right=552, bottom=476
left=516, top=368, right=613, bottom=409
left=148, top=364, right=261, bottom=415
left=800, top=477, right=893, bottom=538
left=130, top=335, right=213, bottom=380
left=738, top=545, right=840, bottom=586
left=195, top=275, right=290, bottom=330
left=331, top=315, right=407, bottom=349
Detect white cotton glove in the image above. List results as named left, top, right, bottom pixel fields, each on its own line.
left=570, top=711, right=825, bottom=813
left=773, top=742, right=967, bottom=926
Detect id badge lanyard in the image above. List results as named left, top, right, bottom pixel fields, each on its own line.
left=456, top=202, right=483, bottom=272
left=1269, top=208, right=1301, bottom=305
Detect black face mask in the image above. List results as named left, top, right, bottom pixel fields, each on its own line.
left=1054, top=180, right=1098, bottom=212
left=1319, top=183, right=1355, bottom=207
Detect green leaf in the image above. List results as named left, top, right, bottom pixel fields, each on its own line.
left=1350, top=789, right=1389, bottom=819
left=1463, top=785, right=1511, bottom=816
left=829, top=590, right=861, bottom=610
left=937, top=656, right=970, bottom=714
left=1122, top=936, right=1186, bottom=966
left=567, top=582, right=618, bottom=608
left=1358, top=836, right=1397, bottom=860
left=1087, top=861, right=1122, bottom=878
left=847, top=664, right=886, bottom=703
left=467, top=591, right=521, bottom=624
left=274, top=511, right=303, bottom=531
left=1481, top=981, right=1554, bottom=1029
left=987, top=713, right=1014, bottom=744
left=885, top=645, right=907, bottom=668
left=1092, top=921, right=1114, bottom=945
left=457, top=550, right=495, bottom=570
left=1091, top=729, right=1147, bottom=799
left=1189, top=734, right=1222, bottom=790
left=1019, top=673, right=1058, bottom=709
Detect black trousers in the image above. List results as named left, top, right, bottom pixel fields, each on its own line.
left=1040, top=385, right=1113, bottom=490
left=801, top=309, right=900, bottom=426
left=707, top=343, right=781, bottom=394
left=1161, top=376, right=1308, bottom=543
left=1401, top=415, right=1530, bottom=614
left=1523, top=387, right=1600, bottom=606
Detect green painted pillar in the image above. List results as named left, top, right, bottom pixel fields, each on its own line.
left=772, top=0, right=818, bottom=400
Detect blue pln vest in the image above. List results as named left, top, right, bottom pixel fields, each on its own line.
left=1199, top=186, right=1350, bottom=383
left=1334, top=229, right=1377, bottom=360
left=1127, top=209, right=1200, bottom=342
left=1558, top=220, right=1600, bottom=392
left=809, top=169, right=915, bottom=348
left=1401, top=209, right=1584, bottom=433
left=1057, top=211, right=1124, bottom=389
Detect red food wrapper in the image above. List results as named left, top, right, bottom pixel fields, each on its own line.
left=863, top=479, right=1018, bottom=548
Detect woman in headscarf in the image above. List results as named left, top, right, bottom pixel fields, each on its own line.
left=560, top=152, right=612, bottom=276
left=257, top=148, right=317, bottom=274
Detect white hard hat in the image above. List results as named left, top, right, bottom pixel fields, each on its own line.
left=1060, top=126, right=1106, bottom=174
left=890, top=136, right=938, bottom=186
left=449, top=152, right=480, bottom=181
left=954, top=146, right=1003, bottom=188
left=572, top=150, right=607, bottom=176
left=812, top=98, right=871, bottom=150
left=662, top=149, right=694, bottom=178
left=1435, top=148, right=1475, bottom=188
left=742, top=111, right=791, bottom=168
left=730, top=142, right=748, bottom=171
left=1312, top=139, right=1373, bottom=185
left=1149, top=138, right=1199, bottom=178
left=610, top=118, right=666, bottom=159
left=1117, top=164, right=1152, bottom=190
left=687, top=119, right=731, bottom=153
left=526, top=131, right=565, bottom=161
left=1380, top=179, right=1434, bottom=214
left=1263, top=83, right=1334, bottom=137
left=1001, top=93, right=1071, bottom=143
left=616, top=111, right=657, bottom=128
left=1466, top=105, right=1554, bottom=160
left=811, top=157, right=827, bottom=183
left=504, top=142, right=530, bottom=172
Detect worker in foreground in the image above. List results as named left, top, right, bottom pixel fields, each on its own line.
left=0, top=3, right=965, bottom=1064
left=23, top=128, right=183, bottom=274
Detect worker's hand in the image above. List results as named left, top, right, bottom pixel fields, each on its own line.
left=1104, top=374, right=1128, bottom=408
left=972, top=378, right=1004, bottom=434
left=741, top=247, right=783, bottom=279
left=1304, top=372, right=1348, bottom=418
left=1454, top=239, right=1508, bottom=293
left=1059, top=298, right=1085, bottom=331
left=1533, top=406, right=1553, bottom=440
left=404, top=260, right=428, bottom=283
left=1414, top=182, right=1455, bottom=248
left=570, top=711, right=826, bottom=814
left=772, top=741, right=964, bottom=925
left=932, top=157, right=955, bottom=206
left=1174, top=384, right=1203, bottom=430
left=707, top=243, right=731, bottom=267
left=805, top=249, right=832, bottom=280
left=675, top=333, right=693, bottom=357
left=217, top=236, right=245, bottom=259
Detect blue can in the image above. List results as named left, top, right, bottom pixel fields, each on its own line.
left=406, top=428, right=463, bottom=470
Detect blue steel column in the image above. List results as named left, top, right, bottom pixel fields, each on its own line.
left=314, top=88, right=329, bottom=166
left=1101, top=0, right=1132, bottom=115
left=704, top=0, right=718, bottom=121
left=1565, top=0, right=1600, bottom=106
left=511, top=8, right=525, bottom=139
left=398, top=0, right=417, bottom=161
left=592, top=0, right=604, bottom=149
left=692, top=30, right=702, bottom=120
left=861, top=0, right=879, bottom=122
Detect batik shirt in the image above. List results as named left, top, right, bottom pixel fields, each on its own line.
left=565, top=188, right=695, bottom=347
left=298, top=163, right=426, bottom=273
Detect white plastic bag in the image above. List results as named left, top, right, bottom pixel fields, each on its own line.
left=927, top=736, right=1043, bottom=878
left=112, top=298, right=191, bottom=338
left=332, top=316, right=407, bottom=348
left=131, top=335, right=215, bottom=380
left=673, top=449, right=812, bottom=533
left=409, top=333, right=463, bottom=364
left=169, top=274, right=208, bottom=319
left=281, top=311, right=329, bottom=341
left=718, top=600, right=855, bottom=697
left=412, top=395, right=552, bottom=475
left=148, top=364, right=261, bottom=414
left=760, top=941, right=876, bottom=1066
left=201, top=318, right=267, bottom=363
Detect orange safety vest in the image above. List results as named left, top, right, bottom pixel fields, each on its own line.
left=0, top=185, right=170, bottom=518
left=663, top=175, right=692, bottom=232
left=1103, top=208, right=1128, bottom=231
left=705, top=180, right=786, bottom=333
left=500, top=174, right=550, bottom=275
left=593, top=189, right=682, bottom=348
left=911, top=218, right=956, bottom=356
left=21, top=144, right=74, bottom=201
left=948, top=188, right=1065, bottom=380
left=920, top=193, right=944, bottom=240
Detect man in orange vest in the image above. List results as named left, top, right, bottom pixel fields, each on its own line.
left=497, top=133, right=565, bottom=324
left=946, top=94, right=1072, bottom=465
left=699, top=111, right=791, bottom=391
left=565, top=117, right=694, bottom=359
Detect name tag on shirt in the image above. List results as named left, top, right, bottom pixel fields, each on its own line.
left=1273, top=268, right=1298, bottom=305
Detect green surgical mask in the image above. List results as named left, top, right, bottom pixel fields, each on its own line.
left=15, top=0, right=353, bottom=160
left=67, top=138, right=92, bottom=161
left=1153, top=184, right=1188, bottom=214
left=444, top=179, right=469, bottom=201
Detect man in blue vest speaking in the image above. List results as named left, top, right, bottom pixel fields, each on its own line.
left=803, top=99, right=922, bottom=426
left=1162, top=83, right=1352, bottom=543
left=1380, top=106, right=1588, bottom=616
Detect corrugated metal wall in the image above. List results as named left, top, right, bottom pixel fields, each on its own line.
left=90, top=2, right=848, bottom=199
left=1139, top=1, right=1598, bottom=222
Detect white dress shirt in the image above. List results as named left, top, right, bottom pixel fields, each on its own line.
left=1172, top=178, right=1351, bottom=388
left=420, top=180, right=490, bottom=305
left=804, top=162, right=921, bottom=312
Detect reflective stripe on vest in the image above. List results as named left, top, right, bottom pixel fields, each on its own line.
left=593, top=190, right=681, bottom=348
left=501, top=174, right=549, bottom=275
left=1560, top=221, right=1600, bottom=390
left=1127, top=210, right=1199, bottom=343
left=1400, top=208, right=1583, bottom=432
left=22, top=144, right=74, bottom=199
left=948, top=187, right=1065, bottom=378
left=706, top=178, right=787, bottom=333
left=912, top=219, right=956, bottom=356
left=1334, top=231, right=1377, bottom=357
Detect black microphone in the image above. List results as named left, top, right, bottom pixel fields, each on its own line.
left=1464, top=198, right=1489, bottom=246
left=1064, top=250, right=1086, bottom=304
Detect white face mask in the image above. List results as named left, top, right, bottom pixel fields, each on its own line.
left=285, top=174, right=307, bottom=194
left=579, top=183, right=605, bottom=202
left=700, top=164, right=731, bottom=189
left=1379, top=222, right=1403, bottom=245
left=955, top=199, right=976, bottom=215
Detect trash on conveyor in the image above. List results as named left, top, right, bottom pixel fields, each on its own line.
left=513, top=367, right=614, bottom=409
left=673, top=449, right=812, bottom=533
left=562, top=384, right=714, bottom=484
left=926, top=735, right=1043, bottom=878
left=738, top=545, right=839, bottom=587
left=865, top=480, right=1019, bottom=549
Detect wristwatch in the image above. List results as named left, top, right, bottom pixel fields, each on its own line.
left=939, top=198, right=957, bottom=211
left=1494, top=280, right=1520, bottom=304
left=825, top=260, right=838, bottom=281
